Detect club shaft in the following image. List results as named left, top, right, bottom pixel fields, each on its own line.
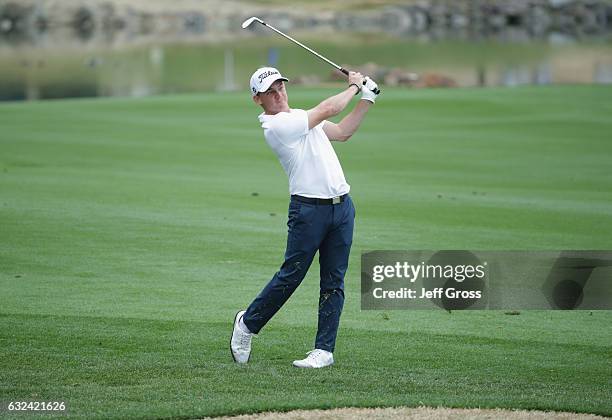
left=262, top=22, right=349, bottom=76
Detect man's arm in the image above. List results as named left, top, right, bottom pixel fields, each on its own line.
left=322, top=100, right=371, bottom=142
left=323, top=76, right=378, bottom=142
left=306, top=72, right=364, bottom=130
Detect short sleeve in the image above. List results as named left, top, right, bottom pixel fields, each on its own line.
left=264, top=109, right=308, bottom=145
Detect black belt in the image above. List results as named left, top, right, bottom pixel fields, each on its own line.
left=291, top=194, right=348, bottom=205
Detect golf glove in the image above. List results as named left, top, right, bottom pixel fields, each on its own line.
left=361, top=77, right=379, bottom=103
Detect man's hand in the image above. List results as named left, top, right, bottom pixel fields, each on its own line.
left=348, top=71, right=365, bottom=94
left=361, top=77, right=379, bottom=103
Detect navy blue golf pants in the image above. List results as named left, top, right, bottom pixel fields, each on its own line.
left=242, top=194, right=355, bottom=353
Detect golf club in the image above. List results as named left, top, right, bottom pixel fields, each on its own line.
left=241, top=16, right=380, bottom=94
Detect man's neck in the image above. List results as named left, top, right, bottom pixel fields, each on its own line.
left=265, top=106, right=291, bottom=115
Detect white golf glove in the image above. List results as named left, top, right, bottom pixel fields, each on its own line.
left=361, top=76, right=380, bottom=103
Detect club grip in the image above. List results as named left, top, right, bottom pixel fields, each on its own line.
left=344, top=68, right=381, bottom=94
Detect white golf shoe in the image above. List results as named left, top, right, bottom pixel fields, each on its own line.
left=230, top=310, right=253, bottom=364
left=292, top=349, right=334, bottom=368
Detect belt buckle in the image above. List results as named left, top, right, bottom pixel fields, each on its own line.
left=332, top=196, right=341, bottom=204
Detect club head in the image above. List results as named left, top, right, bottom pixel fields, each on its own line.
left=241, top=17, right=264, bottom=29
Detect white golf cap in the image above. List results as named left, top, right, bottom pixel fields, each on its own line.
left=249, top=67, right=289, bottom=96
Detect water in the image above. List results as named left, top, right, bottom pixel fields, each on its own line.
left=1, top=35, right=611, bottom=101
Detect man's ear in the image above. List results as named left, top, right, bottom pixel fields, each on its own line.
left=253, top=95, right=262, bottom=106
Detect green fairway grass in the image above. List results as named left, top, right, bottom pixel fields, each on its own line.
left=1, top=85, right=611, bottom=418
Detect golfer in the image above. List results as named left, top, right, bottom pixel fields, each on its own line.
left=231, top=67, right=379, bottom=368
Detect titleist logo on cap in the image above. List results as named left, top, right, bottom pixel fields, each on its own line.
left=258, top=70, right=279, bottom=83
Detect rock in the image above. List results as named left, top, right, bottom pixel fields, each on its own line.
left=291, top=75, right=321, bottom=86
left=384, top=68, right=419, bottom=87
left=416, top=73, right=458, bottom=88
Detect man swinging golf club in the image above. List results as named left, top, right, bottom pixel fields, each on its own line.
left=230, top=66, right=379, bottom=368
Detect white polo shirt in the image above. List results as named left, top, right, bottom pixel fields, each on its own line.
left=258, top=108, right=350, bottom=199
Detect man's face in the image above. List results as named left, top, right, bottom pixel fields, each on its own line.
left=254, top=80, right=289, bottom=114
